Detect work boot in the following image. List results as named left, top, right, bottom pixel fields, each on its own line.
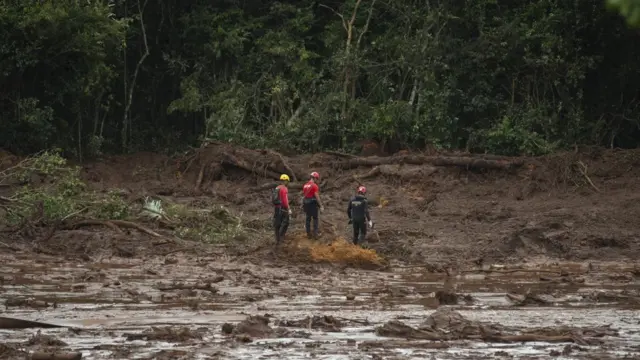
left=306, top=233, right=312, bottom=239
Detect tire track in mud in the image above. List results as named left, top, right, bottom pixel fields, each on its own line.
left=1, top=254, right=639, bottom=359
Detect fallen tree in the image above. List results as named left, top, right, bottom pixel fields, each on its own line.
left=179, top=141, right=307, bottom=191
left=353, top=164, right=437, bottom=183
left=334, top=154, right=526, bottom=171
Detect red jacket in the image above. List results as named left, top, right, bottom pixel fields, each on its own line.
left=303, top=181, right=319, bottom=199
left=276, top=185, right=290, bottom=209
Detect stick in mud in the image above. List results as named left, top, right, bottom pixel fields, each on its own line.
left=0, top=316, right=67, bottom=329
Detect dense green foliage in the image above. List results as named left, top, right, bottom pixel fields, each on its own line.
left=1, top=0, right=639, bottom=157
left=607, top=0, right=640, bottom=26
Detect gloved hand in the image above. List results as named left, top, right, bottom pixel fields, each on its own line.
left=288, top=209, right=292, bottom=216
left=319, top=206, right=324, bottom=213
left=368, top=220, right=373, bottom=228
left=348, top=219, right=352, bottom=225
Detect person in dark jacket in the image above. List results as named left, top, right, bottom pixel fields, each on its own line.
left=347, top=186, right=373, bottom=245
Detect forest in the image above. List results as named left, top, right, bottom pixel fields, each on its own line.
left=1, top=0, right=640, bottom=158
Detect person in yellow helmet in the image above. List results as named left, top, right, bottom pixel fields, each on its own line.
left=271, top=174, right=292, bottom=248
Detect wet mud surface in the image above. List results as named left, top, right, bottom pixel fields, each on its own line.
left=1, top=253, right=639, bottom=359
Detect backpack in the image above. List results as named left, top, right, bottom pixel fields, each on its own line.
left=271, top=186, right=281, bottom=206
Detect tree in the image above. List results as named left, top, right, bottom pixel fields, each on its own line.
left=607, top=0, right=640, bottom=26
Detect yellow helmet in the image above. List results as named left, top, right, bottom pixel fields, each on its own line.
left=279, top=174, right=290, bottom=181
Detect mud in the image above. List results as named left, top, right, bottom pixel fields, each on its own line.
left=2, top=147, right=640, bottom=358
left=77, top=148, right=640, bottom=266
left=1, top=252, right=639, bottom=359
left=3, top=147, right=640, bottom=266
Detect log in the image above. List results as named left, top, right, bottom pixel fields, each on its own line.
left=0, top=316, right=67, bottom=329
left=186, top=143, right=307, bottom=181
left=221, top=152, right=282, bottom=180
left=356, top=165, right=437, bottom=180
left=260, top=149, right=303, bottom=181
left=324, top=150, right=357, bottom=158
left=70, top=220, right=123, bottom=234
left=30, top=352, right=82, bottom=360
left=336, top=155, right=524, bottom=170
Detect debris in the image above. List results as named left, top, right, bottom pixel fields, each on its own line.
left=359, top=340, right=449, bottom=350
left=69, top=220, right=163, bottom=238
left=225, top=315, right=274, bottom=338
left=5, top=298, right=52, bottom=309
left=156, top=281, right=218, bottom=294
left=30, top=352, right=82, bottom=360
left=26, top=331, right=67, bottom=347
left=435, top=290, right=474, bottom=305
left=284, top=234, right=387, bottom=269
left=278, top=315, right=343, bottom=332
left=376, top=307, right=613, bottom=345
left=125, top=326, right=204, bottom=342
left=0, top=344, right=26, bottom=359
left=505, top=292, right=551, bottom=306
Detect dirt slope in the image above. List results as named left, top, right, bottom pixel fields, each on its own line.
left=73, top=145, right=640, bottom=267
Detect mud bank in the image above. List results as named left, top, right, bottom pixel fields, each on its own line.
left=1, top=252, right=639, bottom=359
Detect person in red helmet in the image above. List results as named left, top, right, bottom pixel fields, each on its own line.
left=347, top=185, right=373, bottom=246
left=302, top=171, right=323, bottom=239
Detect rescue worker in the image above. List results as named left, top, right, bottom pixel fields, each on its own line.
left=272, top=174, right=292, bottom=247
left=347, top=186, right=373, bottom=246
left=301, top=171, right=323, bottom=239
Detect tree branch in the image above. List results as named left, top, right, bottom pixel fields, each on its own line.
left=122, top=0, right=150, bottom=150
left=356, top=0, right=376, bottom=49
left=319, top=4, right=347, bottom=32
left=348, top=0, right=363, bottom=27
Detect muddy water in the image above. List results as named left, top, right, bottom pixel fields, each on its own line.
left=1, top=253, right=639, bottom=359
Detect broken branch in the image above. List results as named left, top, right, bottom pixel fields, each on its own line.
left=577, top=161, right=600, bottom=192
left=69, top=220, right=162, bottom=237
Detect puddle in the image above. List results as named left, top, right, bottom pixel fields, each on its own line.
left=0, top=254, right=639, bottom=359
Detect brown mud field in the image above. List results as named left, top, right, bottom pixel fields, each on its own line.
left=1, top=144, right=640, bottom=358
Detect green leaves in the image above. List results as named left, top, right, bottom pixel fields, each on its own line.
left=607, top=0, right=640, bottom=26
left=3, top=0, right=640, bottom=157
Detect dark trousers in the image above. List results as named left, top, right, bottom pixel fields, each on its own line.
left=273, top=208, right=290, bottom=245
left=352, top=219, right=367, bottom=245
left=303, top=199, right=319, bottom=237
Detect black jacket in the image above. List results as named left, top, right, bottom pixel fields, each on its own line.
left=347, top=195, right=371, bottom=222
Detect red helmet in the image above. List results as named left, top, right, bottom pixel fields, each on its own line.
left=310, top=171, right=320, bottom=179
left=357, top=186, right=367, bottom=194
